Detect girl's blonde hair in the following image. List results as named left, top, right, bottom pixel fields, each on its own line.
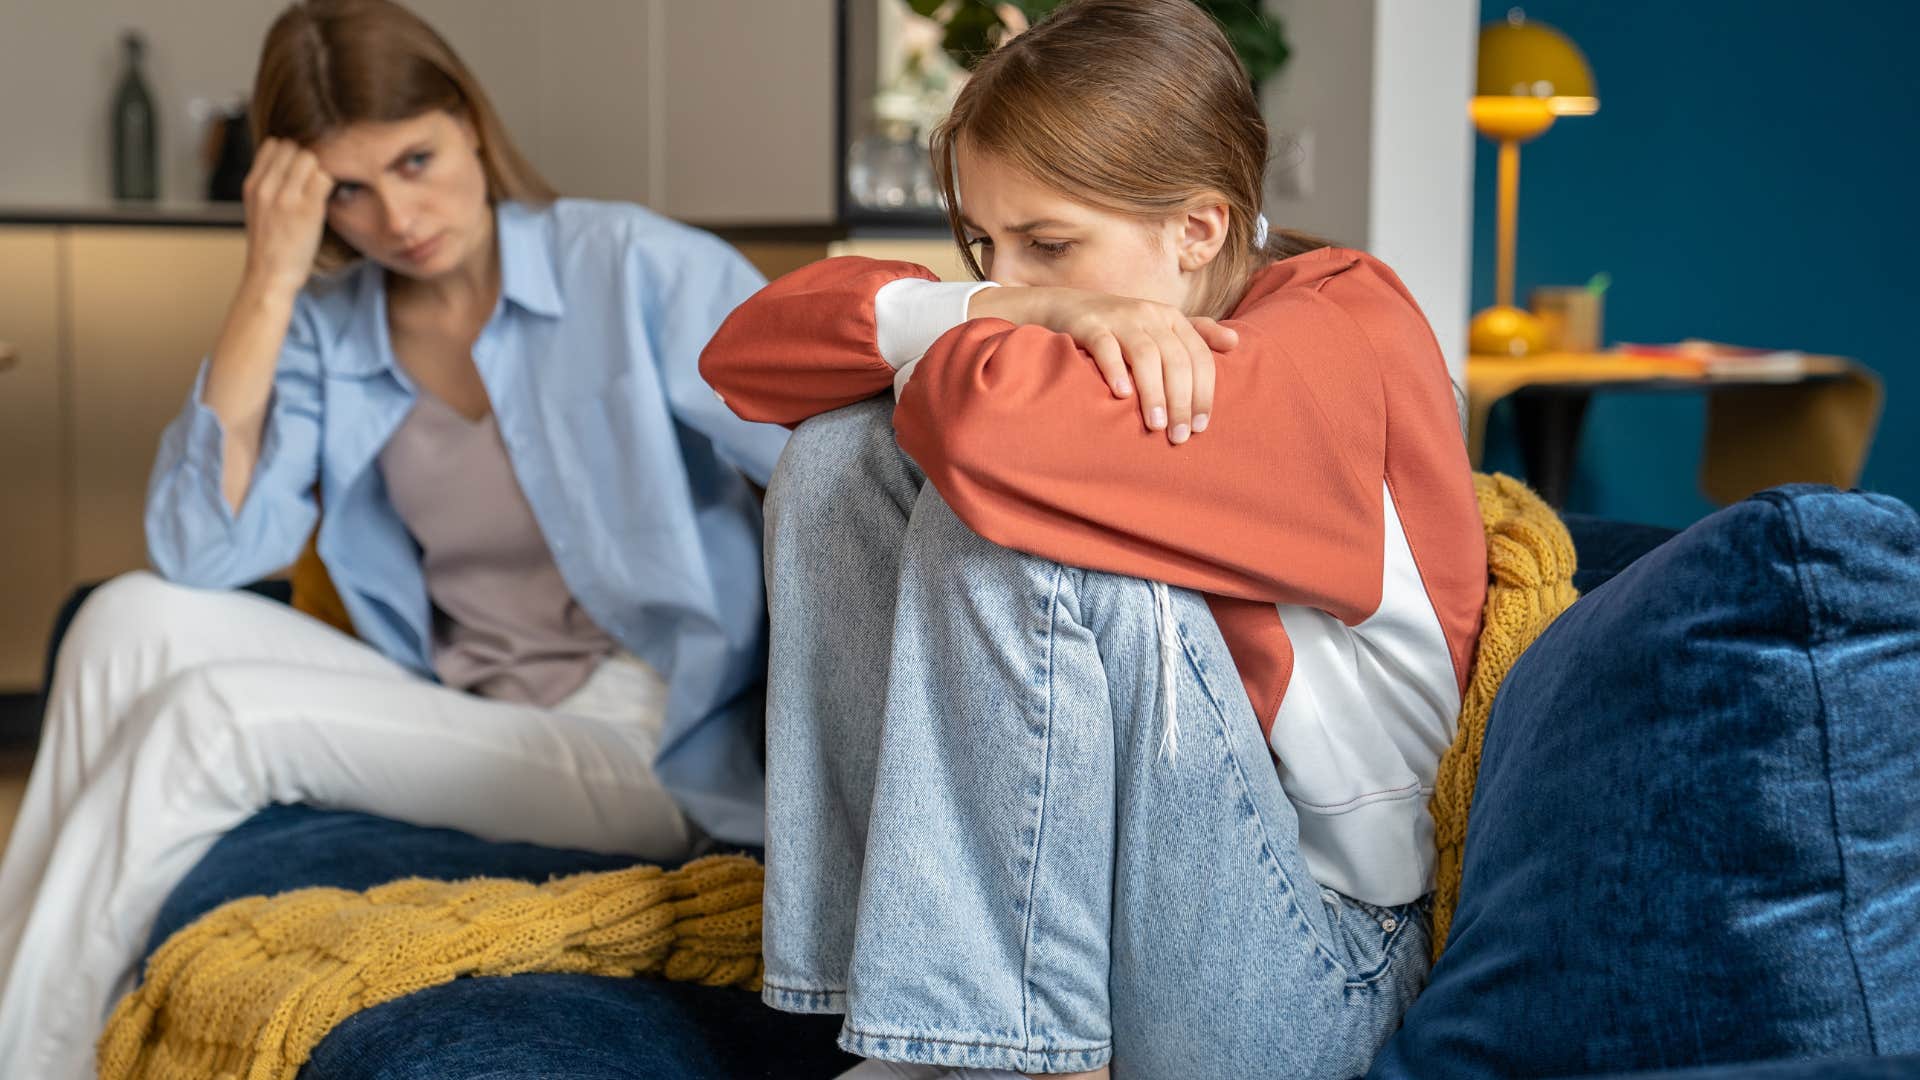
left=931, top=0, right=1327, bottom=316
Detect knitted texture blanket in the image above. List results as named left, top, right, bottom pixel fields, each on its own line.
left=99, top=473, right=1574, bottom=1077
left=97, top=855, right=764, bottom=1080
left=1426, top=472, right=1580, bottom=962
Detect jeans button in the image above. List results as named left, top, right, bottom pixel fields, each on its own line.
left=1381, top=916, right=1398, bottom=932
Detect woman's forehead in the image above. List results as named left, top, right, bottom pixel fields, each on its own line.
left=310, top=112, right=453, bottom=173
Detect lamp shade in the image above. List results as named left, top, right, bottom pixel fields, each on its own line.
left=1477, top=10, right=1598, bottom=116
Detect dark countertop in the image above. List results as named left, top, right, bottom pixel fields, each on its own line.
left=0, top=201, right=247, bottom=228
left=0, top=203, right=945, bottom=244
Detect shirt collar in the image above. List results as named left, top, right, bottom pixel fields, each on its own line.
left=332, top=201, right=565, bottom=368
left=495, top=200, right=566, bottom=319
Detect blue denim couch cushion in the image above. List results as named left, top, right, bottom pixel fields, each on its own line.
left=1371, top=486, right=1920, bottom=1078
left=147, top=804, right=857, bottom=1079
left=1560, top=512, right=1679, bottom=594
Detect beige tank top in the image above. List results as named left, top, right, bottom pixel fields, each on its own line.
left=378, top=390, right=616, bottom=706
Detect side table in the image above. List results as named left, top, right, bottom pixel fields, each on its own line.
left=1465, top=352, right=1882, bottom=509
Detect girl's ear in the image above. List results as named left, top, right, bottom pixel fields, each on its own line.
left=1176, top=199, right=1231, bottom=273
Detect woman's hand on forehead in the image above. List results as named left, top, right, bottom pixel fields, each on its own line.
left=240, top=137, right=336, bottom=299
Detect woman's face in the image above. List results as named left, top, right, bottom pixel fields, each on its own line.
left=311, top=109, right=491, bottom=281
left=955, top=141, right=1226, bottom=313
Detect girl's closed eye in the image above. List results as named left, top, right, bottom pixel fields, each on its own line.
left=1030, top=238, right=1073, bottom=258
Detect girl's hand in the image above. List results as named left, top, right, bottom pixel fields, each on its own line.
left=240, top=137, right=335, bottom=301
left=969, top=286, right=1239, bottom=444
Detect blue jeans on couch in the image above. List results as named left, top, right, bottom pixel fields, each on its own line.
left=756, top=400, right=1428, bottom=1076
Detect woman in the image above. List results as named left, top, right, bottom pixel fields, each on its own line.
left=700, top=1, right=1486, bottom=1076
left=0, top=1, right=783, bottom=1074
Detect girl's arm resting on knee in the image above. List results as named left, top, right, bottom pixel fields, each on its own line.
left=895, top=255, right=1453, bottom=623
left=698, top=256, right=952, bottom=428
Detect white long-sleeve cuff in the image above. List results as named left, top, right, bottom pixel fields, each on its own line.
left=874, top=278, right=999, bottom=399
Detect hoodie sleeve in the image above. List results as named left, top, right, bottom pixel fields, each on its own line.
left=894, top=251, right=1408, bottom=624
left=701, top=249, right=1457, bottom=629
left=698, top=256, right=976, bottom=428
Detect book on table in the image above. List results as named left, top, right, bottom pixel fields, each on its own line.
left=1612, top=341, right=1807, bottom=380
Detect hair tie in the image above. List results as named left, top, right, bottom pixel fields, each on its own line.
left=1253, top=213, right=1270, bottom=249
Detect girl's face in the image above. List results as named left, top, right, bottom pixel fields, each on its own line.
left=955, top=141, right=1228, bottom=314
left=311, top=109, right=492, bottom=282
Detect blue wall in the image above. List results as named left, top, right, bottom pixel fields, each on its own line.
left=1473, top=1, right=1920, bottom=526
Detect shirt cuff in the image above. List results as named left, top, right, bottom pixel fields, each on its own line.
left=183, top=361, right=232, bottom=469
left=874, top=278, right=999, bottom=399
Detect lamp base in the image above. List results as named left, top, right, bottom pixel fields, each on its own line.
left=1470, top=305, right=1550, bottom=357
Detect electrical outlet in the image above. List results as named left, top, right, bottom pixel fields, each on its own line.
left=1269, top=128, right=1314, bottom=199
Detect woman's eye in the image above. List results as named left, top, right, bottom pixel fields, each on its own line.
left=329, top=182, right=360, bottom=205
left=965, top=235, right=992, bottom=251
left=1031, top=239, right=1072, bottom=258
left=403, top=151, right=432, bottom=172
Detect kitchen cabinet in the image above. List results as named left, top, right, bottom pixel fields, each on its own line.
left=0, top=224, right=244, bottom=690
left=67, top=229, right=248, bottom=583
left=0, top=228, right=69, bottom=689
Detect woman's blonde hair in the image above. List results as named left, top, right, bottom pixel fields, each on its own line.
left=931, top=0, right=1327, bottom=316
left=251, top=0, right=555, bottom=270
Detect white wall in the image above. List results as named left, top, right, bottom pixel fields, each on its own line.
left=1259, top=0, right=1376, bottom=246
left=1259, top=0, right=1478, bottom=392
left=1367, top=0, right=1477, bottom=391
left=0, top=0, right=276, bottom=206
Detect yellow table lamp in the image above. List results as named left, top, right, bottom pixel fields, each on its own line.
left=1470, top=8, right=1598, bottom=357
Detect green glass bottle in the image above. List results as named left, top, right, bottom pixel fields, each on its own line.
left=111, top=31, right=158, bottom=201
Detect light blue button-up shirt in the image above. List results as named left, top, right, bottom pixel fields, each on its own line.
left=146, top=199, right=790, bottom=845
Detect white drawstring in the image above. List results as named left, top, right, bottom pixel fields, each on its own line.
left=1253, top=212, right=1271, bottom=249
left=1151, top=581, right=1181, bottom=763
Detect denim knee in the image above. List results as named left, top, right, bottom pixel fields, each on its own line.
left=899, top=484, right=1173, bottom=642
left=767, top=398, right=897, bottom=509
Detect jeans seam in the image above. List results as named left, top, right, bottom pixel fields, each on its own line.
left=1016, top=562, right=1068, bottom=1055
left=1165, top=596, right=1352, bottom=978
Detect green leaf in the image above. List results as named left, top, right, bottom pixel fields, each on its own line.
left=1193, top=0, right=1291, bottom=87
left=1013, top=0, right=1067, bottom=21
left=940, top=2, right=1004, bottom=68
left=918, top=0, right=1290, bottom=86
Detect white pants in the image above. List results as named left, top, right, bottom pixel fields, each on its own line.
left=0, top=571, right=694, bottom=1079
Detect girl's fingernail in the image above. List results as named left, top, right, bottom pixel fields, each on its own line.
left=1170, top=423, right=1190, bottom=444
left=1115, top=375, right=1132, bottom=397
left=1192, top=412, right=1210, bottom=433
left=1149, top=406, right=1167, bottom=429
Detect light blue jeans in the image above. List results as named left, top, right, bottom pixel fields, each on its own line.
left=760, top=399, right=1430, bottom=1077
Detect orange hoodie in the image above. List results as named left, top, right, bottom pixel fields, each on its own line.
left=701, top=248, right=1486, bottom=906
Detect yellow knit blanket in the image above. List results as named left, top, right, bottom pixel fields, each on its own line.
left=97, top=856, right=764, bottom=1080
left=1426, top=472, right=1579, bottom=961
left=99, top=473, right=1575, bottom=1078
